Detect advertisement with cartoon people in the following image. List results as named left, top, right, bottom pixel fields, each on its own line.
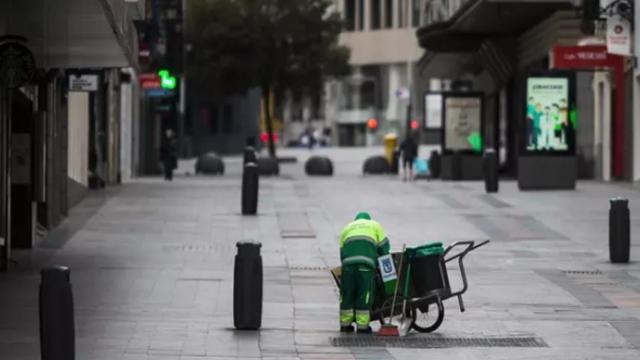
left=525, top=77, right=575, bottom=152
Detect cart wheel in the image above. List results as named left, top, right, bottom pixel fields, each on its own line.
left=411, top=297, right=444, bottom=333
left=378, top=295, right=416, bottom=327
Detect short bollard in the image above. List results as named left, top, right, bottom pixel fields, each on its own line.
left=484, top=148, right=498, bottom=193
left=234, top=242, right=263, bottom=330
left=40, top=266, right=75, bottom=360
left=243, top=146, right=257, bottom=165
left=609, top=198, right=630, bottom=263
left=242, top=163, right=259, bottom=215
left=429, top=150, right=441, bottom=179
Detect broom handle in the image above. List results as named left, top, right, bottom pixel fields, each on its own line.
left=389, top=244, right=406, bottom=321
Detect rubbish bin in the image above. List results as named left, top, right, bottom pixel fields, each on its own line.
left=234, top=242, right=263, bottom=330
left=408, top=243, right=450, bottom=302
left=609, top=198, right=630, bottom=263
left=383, top=133, right=398, bottom=167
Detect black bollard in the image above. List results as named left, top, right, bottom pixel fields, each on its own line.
left=234, top=242, right=263, bottom=330
left=40, top=266, right=75, bottom=360
left=609, top=198, right=630, bottom=263
left=242, top=162, right=259, bottom=215
left=484, top=148, right=498, bottom=193
left=243, top=146, right=257, bottom=165
left=429, top=150, right=441, bottom=178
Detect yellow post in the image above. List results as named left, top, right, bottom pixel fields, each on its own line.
left=383, top=133, right=398, bottom=165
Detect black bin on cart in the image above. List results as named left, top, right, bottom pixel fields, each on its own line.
left=408, top=245, right=450, bottom=311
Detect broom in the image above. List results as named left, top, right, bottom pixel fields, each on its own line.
left=378, top=245, right=406, bottom=337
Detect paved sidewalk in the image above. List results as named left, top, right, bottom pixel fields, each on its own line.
left=1, top=147, right=640, bottom=359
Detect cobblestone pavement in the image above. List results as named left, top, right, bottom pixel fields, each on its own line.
left=1, top=147, right=640, bottom=359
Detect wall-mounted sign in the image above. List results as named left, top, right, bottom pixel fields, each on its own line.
left=0, top=41, right=36, bottom=89
left=68, top=74, right=99, bottom=92
left=424, top=93, right=442, bottom=129
left=145, top=88, right=174, bottom=98
left=139, top=73, right=161, bottom=89
left=524, top=73, right=576, bottom=155
left=606, top=7, right=632, bottom=56
left=442, top=94, right=483, bottom=153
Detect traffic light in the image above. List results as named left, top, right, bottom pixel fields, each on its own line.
left=367, top=118, right=379, bottom=131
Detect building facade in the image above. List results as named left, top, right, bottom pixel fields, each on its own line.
left=281, top=0, right=425, bottom=147
left=0, top=0, right=142, bottom=270
left=415, top=0, right=638, bottom=181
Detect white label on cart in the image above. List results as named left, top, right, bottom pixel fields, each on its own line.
left=378, top=255, right=397, bottom=283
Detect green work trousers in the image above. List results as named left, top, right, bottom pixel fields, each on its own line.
left=339, top=264, right=374, bottom=329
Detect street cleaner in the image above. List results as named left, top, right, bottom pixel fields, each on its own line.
left=339, top=212, right=390, bottom=333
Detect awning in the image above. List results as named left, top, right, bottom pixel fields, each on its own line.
left=0, top=0, right=142, bottom=69
left=417, top=0, right=575, bottom=53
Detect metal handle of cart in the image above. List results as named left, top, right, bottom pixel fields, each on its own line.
left=442, top=239, right=490, bottom=312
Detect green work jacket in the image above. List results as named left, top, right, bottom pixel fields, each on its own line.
left=339, top=219, right=390, bottom=268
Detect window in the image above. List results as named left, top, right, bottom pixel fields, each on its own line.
left=398, top=0, right=404, bottom=28
left=384, top=0, right=393, bottom=28
left=345, top=0, right=356, bottom=31
left=371, top=0, right=381, bottom=30
left=412, top=0, right=420, bottom=27
left=222, top=104, right=233, bottom=133
left=358, top=0, right=365, bottom=30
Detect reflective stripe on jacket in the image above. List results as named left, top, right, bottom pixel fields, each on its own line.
left=339, top=219, right=390, bottom=268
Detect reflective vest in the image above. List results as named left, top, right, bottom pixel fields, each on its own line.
left=339, top=219, right=390, bottom=268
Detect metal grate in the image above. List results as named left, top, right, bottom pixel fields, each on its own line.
left=330, top=336, right=548, bottom=349
left=162, top=244, right=234, bottom=253
left=563, top=270, right=602, bottom=276
left=289, top=266, right=327, bottom=271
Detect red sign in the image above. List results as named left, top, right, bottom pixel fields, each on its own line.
left=139, top=73, right=161, bottom=89
left=550, top=45, right=622, bottom=69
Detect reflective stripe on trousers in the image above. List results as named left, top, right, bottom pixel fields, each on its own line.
left=340, top=309, right=354, bottom=326
left=355, top=310, right=370, bottom=328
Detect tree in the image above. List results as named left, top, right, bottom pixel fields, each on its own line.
left=187, top=0, right=350, bottom=157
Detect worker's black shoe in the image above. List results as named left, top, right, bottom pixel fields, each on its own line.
left=340, top=325, right=354, bottom=333
left=357, top=326, right=372, bottom=334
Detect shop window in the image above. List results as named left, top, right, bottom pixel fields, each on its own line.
left=371, top=0, right=381, bottom=30
left=222, top=104, right=233, bottom=133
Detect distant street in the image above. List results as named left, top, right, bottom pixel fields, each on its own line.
left=1, top=147, right=640, bottom=360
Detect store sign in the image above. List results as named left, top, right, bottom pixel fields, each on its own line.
left=550, top=46, right=616, bottom=69
left=606, top=15, right=632, bottom=56
left=525, top=76, right=574, bottom=153
left=424, top=93, right=442, bottom=129
left=68, top=74, right=99, bottom=91
left=145, top=88, right=174, bottom=98
left=139, top=73, right=161, bottom=89
left=443, top=95, right=483, bottom=153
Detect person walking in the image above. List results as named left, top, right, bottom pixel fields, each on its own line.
left=338, top=212, right=391, bottom=334
left=399, top=135, right=418, bottom=182
left=160, top=129, right=178, bottom=181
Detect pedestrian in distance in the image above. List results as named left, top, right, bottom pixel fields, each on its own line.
left=399, top=135, right=418, bottom=182
left=338, top=212, right=391, bottom=334
left=160, top=129, right=178, bottom=181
